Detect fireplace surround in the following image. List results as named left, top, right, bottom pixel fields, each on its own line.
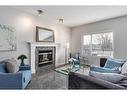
left=35, top=47, right=55, bottom=73
left=29, top=42, right=59, bottom=74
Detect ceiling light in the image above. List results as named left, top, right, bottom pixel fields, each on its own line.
left=58, top=18, right=64, bottom=23
left=37, top=10, right=43, bottom=16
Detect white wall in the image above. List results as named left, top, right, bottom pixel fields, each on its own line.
left=0, top=7, right=71, bottom=66
left=71, top=15, right=127, bottom=66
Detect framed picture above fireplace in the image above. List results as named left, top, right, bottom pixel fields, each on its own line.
left=36, top=26, right=55, bottom=42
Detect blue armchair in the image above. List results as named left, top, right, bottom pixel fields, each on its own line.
left=0, top=63, right=31, bottom=89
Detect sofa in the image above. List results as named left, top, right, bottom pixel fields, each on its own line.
left=68, top=72, right=126, bottom=89
left=0, top=62, right=31, bottom=89
left=68, top=58, right=127, bottom=89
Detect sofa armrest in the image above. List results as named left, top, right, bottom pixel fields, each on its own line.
left=19, top=66, right=31, bottom=70
left=0, top=72, right=23, bottom=89
left=69, top=72, right=125, bottom=89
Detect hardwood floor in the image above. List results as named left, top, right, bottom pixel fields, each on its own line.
left=26, top=65, right=90, bottom=89
left=26, top=70, right=67, bottom=89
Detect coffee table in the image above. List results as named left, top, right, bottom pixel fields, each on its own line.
left=54, top=65, right=82, bottom=89
left=55, top=65, right=80, bottom=75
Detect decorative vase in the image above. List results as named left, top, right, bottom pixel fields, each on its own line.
left=20, top=59, right=25, bottom=66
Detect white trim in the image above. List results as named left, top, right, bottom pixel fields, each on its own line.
left=28, top=42, right=60, bottom=73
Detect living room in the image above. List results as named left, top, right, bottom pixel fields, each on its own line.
left=1, top=5, right=127, bottom=90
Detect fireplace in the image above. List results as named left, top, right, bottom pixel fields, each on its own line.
left=38, top=49, right=53, bottom=66
left=29, top=42, right=58, bottom=73
left=35, top=46, right=55, bottom=74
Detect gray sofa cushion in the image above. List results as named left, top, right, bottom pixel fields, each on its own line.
left=6, top=58, right=19, bottom=73
left=89, top=71, right=125, bottom=83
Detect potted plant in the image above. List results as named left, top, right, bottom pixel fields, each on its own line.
left=17, top=54, right=27, bottom=66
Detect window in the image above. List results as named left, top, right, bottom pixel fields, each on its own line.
left=83, top=32, right=113, bottom=57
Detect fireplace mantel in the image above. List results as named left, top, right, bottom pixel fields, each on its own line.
left=28, top=42, right=60, bottom=47
left=28, top=42, right=60, bottom=73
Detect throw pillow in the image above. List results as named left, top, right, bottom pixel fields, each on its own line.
left=89, top=71, right=125, bottom=83
left=121, top=61, right=127, bottom=74
left=0, top=59, right=10, bottom=73
left=5, top=58, right=19, bottom=73
left=90, top=65, right=121, bottom=73
left=0, top=63, right=6, bottom=73
left=104, top=58, right=125, bottom=69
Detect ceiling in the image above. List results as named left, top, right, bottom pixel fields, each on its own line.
left=13, top=6, right=127, bottom=27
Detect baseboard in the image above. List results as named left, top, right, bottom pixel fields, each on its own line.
left=55, top=63, right=66, bottom=68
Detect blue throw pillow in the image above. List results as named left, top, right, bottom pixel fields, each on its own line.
left=0, top=63, right=6, bottom=73
left=90, top=65, right=121, bottom=73
left=104, top=58, right=125, bottom=69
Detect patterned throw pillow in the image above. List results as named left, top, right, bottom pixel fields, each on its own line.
left=104, top=58, right=125, bottom=69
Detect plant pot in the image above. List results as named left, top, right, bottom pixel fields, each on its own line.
left=20, top=59, right=25, bottom=66
left=20, top=62, right=25, bottom=66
